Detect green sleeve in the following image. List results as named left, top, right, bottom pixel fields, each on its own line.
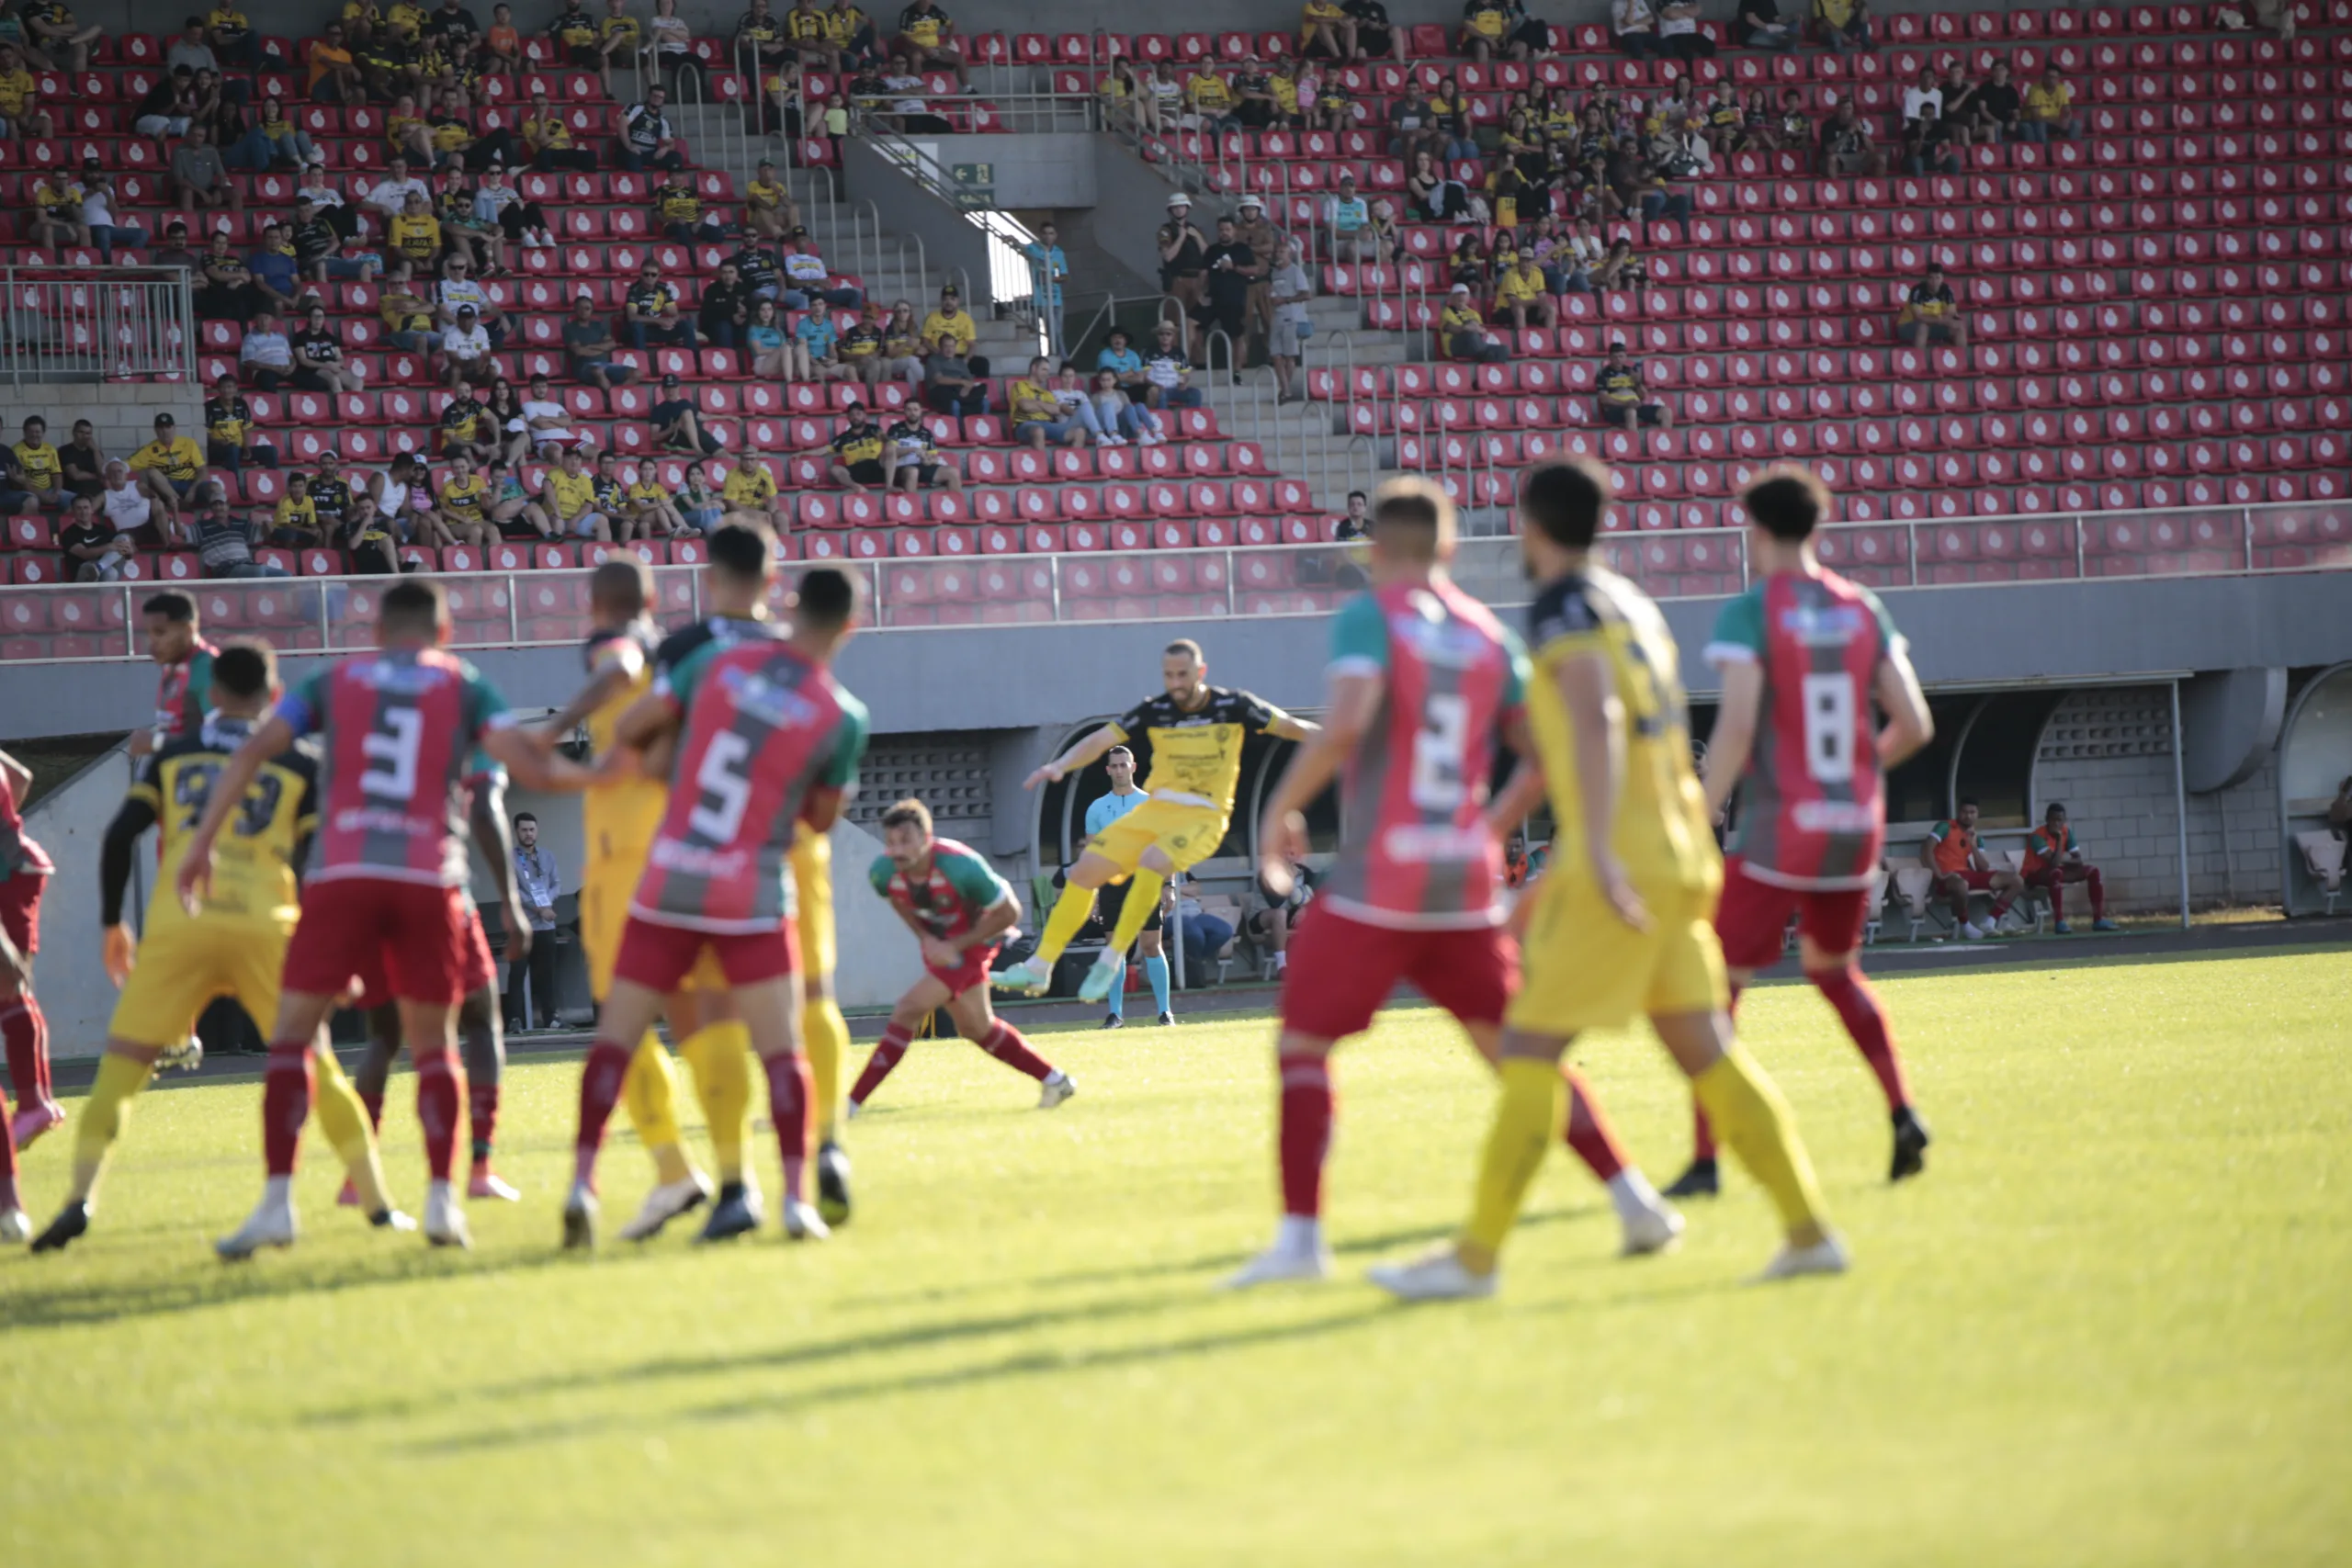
left=1498, top=624, right=1531, bottom=715
left=461, top=663, right=512, bottom=739
left=1858, top=583, right=1905, bottom=659
left=820, top=694, right=868, bottom=789
left=1926, top=819, right=1951, bottom=844
left=1702, top=585, right=1766, bottom=666
left=660, top=640, right=718, bottom=710
left=1326, top=592, right=1390, bottom=674
left=867, top=853, right=896, bottom=898
left=187, top=648, right=215, bottom=721
left=942, top=846, right=1011, bottom=911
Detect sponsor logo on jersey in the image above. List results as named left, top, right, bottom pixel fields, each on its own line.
left=1773, top=602, right=1869, bottom=649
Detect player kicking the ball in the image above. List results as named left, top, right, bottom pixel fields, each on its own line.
left=1669, top=465, right=1937, bottom=1196
left=562, top=555, right=869, bottom=1248
left=1000, top=639, right=1318, bottom=1003
left=1224, top=479, right=1679, bottom=1289
left=1370, top=458, right=1846, bottom=1300
left=848, top=796, right=1074, bottom=1116
left=183, top=582, right=599, bottom=1259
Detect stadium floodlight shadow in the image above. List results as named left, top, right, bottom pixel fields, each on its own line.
left=404, top=1303, right=1400, bottom=1457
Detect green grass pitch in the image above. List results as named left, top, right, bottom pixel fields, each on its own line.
left=2, top=946, right=2346, bottom=1567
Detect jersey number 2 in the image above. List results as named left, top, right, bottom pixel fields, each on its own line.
left=689, top=730, right=754, bottom=843
left=1800, top=672, right=1858, bottom=784
left=1409, top=693, right=1471, bottom=811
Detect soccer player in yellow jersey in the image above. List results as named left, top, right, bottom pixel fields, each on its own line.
left=30, top=643, right=410, bottom=1253
left=1002, top=638, right=1319, bottom=1005
left=1370, top=458, right=1847, bottom=1298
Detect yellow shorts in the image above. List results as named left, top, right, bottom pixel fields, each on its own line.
left=583, top=837, right=725, bottom=995
left=1083, top=797, right=1230, bottom=880
left=789, top=831, right=836, bottom=978
left=108, top=916, right=289, bottom=1049
left=1506, top=874, right=1728, bottom=1036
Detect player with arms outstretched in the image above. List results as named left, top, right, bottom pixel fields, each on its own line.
left=848, top=796, right=1075, bottom=1115
left=1001, top=638, right=1319, bottom=1003
left=181, top=581, right=596, bottom=1258
left=36, top=643, right=411, bottom=1251
left=1370, top=458, right=1846, bottom=1299
left=1670, top=466, right=1936, bottom=1196
left=563, top=556, right=868, bottom=1247
left=1225, top=479, right=1679, bottom=1289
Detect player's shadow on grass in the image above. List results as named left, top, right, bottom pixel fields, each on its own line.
left=406, top=1303, right=1400, bottom=1456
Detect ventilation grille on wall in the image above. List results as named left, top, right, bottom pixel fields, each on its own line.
left=2036, top=693, right=2176, bottom=761
left=849, top=734, right=994, bottom=828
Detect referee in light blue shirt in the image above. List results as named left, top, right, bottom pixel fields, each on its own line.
left=1084, top=746, right=1173, bottom=1027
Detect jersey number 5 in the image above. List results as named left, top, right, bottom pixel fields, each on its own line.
left=1799, top=671, right=1858, bottom=784
left=688, top=730, right=754, bottom=844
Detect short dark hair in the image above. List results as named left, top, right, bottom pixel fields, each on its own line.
left=2044, top=801, right=2066, bottom=819
left=379, top=578, right=447, bottom=634
left=1106, top=745, right=1135, bottom=764
left=211, top=640, right=276, bottom=699
left=1518, top=457, right=1611, bottom=549
left=142, top=591, right=198, bottom=624
left=707, top=520, right=775, bottom=581
left=879, top=797, right=932, bottom=834
left=1163, top=637, right=1204, bottom=661
left=1741, top=465, right=1831, bottom=542
left=514, top=810, right=537, bottom=826
left=1960, top=796, right=1980, bottom=810
left=591, top=556, right=651, bottom=616
left=1371, top=476, right=1452, bottom=560
left=793, top=565, right=859, bottom=631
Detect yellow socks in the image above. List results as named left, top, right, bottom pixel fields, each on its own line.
left=69, top=1051, right=155, bottom=1205
left=680, top=1020, right=753, bottom=1184
left=803, top=995, right=849, bottom=1143
left=1691, top=1044, right=1830, bottom=1239
left=622, top=1031, right=696, bottom=1186
left=1035, top=878, right=1098, bottom=966
left=1461, top=1056, right=1566, bottom=1270
left=1106, top=870, right=1167, bottom=954
left=313, top=1046, right=392, bottom=1213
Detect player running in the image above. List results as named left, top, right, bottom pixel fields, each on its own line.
left=1001, top=639, right=1318, bottom=1003
left=848, top=796, right=1075, bottom=1115
left=0, top=746, right=52, bottom=1239
left=1224, top=479, right=1679, bottom=1289
left=35, top=643, right=413, bottom=1252
left=1669, top=466, right=1937, bottom=1196
left=343, top=742, right=530, bottom=1205
left=563, top=554, right=868, bottom=1248
left=1370, top=458, right=1846, bottom=1300
left=181, top=581, right=596, bottom=1259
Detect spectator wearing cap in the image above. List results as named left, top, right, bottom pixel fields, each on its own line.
left=436, top=303, right=494, bottom=388
left=1594, top=341, right=1670, bottom=428
left=204, top=370, right=278, bottom=474
left=562, top=294, right=634, bottom=389
left=1141, top=320, right=1204, bottom=409
left=1157, top=194, right=1210, bottom=355
left=920, top=285, right=976, bottom=356
left=651, top=372, right=723, bottom=455
left=1235, top=196, right=1285, bottom=349
left=1897, top=263, right=1966, bottom=350
left=623, top=260, right=695, bottom=350
left=128, top=413, right=205, bottom=529
left=1095, top=326, right=1149, bottom=401
left=744, top=157, right=797, bottom=241
left=778, top=229, right=864, bottom=310
left=1441, top=283, right=1508, bottom=363
left=1323, top=168, right=1374, bottom=264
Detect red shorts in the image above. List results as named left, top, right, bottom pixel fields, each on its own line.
left=350, top=904, right=495, bottom=1011
left=924, top=941, right=1001, bottom=997
left=0, top=869, right=45, bottom=958
left=283, top=877, right=477, bottom=1008
left=1277, top=903, right=1518, bottom=1042
left=613, top=914, right=797, bottom=994
left=1714, top=856, right=1871, bottom=970
left=1952, top=868, right=2001, bottom=890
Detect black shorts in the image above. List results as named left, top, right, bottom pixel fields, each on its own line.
left=898, top=461, right=944, bottom=486
left=495, top=513, right=541, bottom=540
left=1096, top=877, right=1163, bottom=933
left=1601, top=400, right=1664, bottom=425
left=844, top=457, right=886, bottom=485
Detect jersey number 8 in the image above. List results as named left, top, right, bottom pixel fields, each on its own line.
left=1799, top=671, right=1858, bottom=785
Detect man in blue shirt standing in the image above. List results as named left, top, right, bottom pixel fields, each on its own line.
left=1084, top=745, right=1172, bottom=1027
left=505, top=810, right=564, bottom=1031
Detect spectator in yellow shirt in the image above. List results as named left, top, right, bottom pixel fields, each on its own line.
left=1184, top=67, right=1240, bottom=133
left=0, top=46, right=51, bottom=139
left=920, top=286, right=977, bottom=355
left=2019, top=69, right=2075, bottom=142
left=718, top=456, right=788, bottom=531
left=1299, top=0, right=1352, bottom=60
left=1009, top=355, right=1086, bottom=450
left=539, top=444, right=610, bottom=541
left=1491, top=248, right=1555, bottom=330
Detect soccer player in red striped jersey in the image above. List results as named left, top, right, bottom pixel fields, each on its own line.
left=1680, top=465, right=1937, bottom=1193
left=849, top=796, right=1074, bottom=1115
left=563, top=553, right=870, bottom=1248
left=1225, top=479, right=1681, bottom=1289
left=0, top=747, right=51, bottom=1239
left=181, top=580, right=599, bottom=1258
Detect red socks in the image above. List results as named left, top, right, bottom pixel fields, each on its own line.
left=572, top=1039, right=631, bottom=1190
left=978, top=1021, right=1054, bottom=1083
left=1, top=994, right=51, bottom=1107
left=262, top=1041, right=316, bottom=1177
left=1277, top=1055, right=1333, bottom=1218
left=469, top=1077, right=500, bottom=1164
left=848, top=1022, right=912, bottom=1108
left=414, top=1048, right=463, bottom=1182
left=1810, top=966, right=1911, bottom=1111
left=1560, top=1068, right=1626, bottom=1181
left=763, top=1051, right=810, bottom=1202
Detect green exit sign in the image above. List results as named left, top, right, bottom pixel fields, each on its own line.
left=951, top=162, right=994, bottom=188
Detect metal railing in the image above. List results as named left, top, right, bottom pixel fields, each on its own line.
left=4, top=502, right=2343, bottom=665
left=0, top=268, right=196, bottom=386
